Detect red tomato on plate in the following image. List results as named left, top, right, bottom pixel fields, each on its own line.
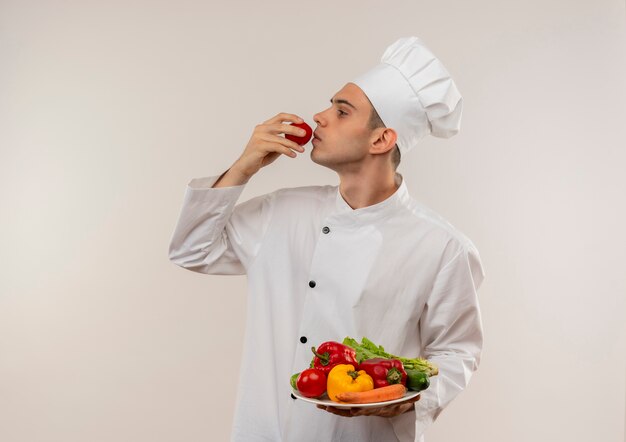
left=296, top=368, right=327, bottom=398
left=285, top=121, right=313, bottom=146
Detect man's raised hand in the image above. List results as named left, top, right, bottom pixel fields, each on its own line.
left=233, top=112, right=307, bottom=178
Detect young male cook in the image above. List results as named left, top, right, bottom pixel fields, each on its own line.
left=168, top=36, right=485, bottom=442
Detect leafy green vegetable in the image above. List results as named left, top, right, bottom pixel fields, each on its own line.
left=342, top=336, right=438, bottom=377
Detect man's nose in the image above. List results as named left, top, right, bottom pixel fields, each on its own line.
left=313, top=111, right=325, bottom=127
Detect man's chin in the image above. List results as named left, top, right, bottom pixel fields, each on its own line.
left=311, top=149, right=330, bottom=167
left=311, top=153, right=339, bottom=173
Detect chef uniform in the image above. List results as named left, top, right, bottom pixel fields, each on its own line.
left=168, top=36, right=485, bottom=442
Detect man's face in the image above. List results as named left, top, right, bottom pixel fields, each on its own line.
left=311, top=82, right=375, bottom=172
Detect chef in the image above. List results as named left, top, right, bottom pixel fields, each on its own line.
left=168, top=36, right=485, bottom=441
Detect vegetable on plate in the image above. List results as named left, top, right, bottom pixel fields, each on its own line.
left=294, top=368, right=327, bottom=398
left=326, top=364, right=374, bottom=403
left=358, top=358, right=407, bottom=388
left=310, top=341, right=358, bottom=374
left=343, top=336, right=438, bottom=376
left=335, top=383, right=407, bottom=404
left=404, top=368, right=430, bottom=392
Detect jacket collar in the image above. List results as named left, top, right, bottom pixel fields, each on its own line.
left=330, top=173, right=409, bottom=226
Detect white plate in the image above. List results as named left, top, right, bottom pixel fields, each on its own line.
left=292, top=389, right=420, bottom=409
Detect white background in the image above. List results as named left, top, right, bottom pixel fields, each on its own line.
left=1, top=1, right=625, bottom=441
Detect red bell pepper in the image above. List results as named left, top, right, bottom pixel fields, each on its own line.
left=310, top=341, right=358, bottom=374
left=358, top=358, right=407, bottom=388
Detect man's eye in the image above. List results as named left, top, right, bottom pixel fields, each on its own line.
left=337, top=110, right=347, bottom=116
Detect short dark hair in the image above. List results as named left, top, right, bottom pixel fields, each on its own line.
left=367, top=105, right=401, bottom=170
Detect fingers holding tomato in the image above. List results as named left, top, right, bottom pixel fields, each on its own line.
left=284, top=121, right=313, bottom=146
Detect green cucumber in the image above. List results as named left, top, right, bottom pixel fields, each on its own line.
left=405, top=368, right=430, bottom=392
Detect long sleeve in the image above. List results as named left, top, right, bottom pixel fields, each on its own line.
left=413, top=241, right=486, bottom=439
left=168, top=175, right=275, bottom=275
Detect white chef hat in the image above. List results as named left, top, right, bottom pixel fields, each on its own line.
left=351, top=36, right=463, bottom=156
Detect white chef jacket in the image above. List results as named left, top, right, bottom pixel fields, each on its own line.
left=168, top=172, right=485, bottom=442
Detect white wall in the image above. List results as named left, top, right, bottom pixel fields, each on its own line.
left=1, top=1, right=625, bottom=441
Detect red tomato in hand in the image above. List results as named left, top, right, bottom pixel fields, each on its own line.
left=285, top=121, right=313, bottom=146
left=296, top=368, right=327, bottom=398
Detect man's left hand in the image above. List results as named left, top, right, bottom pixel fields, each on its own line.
left=316, top=394, right=420, bottom=418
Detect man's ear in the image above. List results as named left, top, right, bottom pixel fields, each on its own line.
left=370, top=128, right=398, bottom=155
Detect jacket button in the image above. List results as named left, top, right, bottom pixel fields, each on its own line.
left=309, top=280, right=316, bottom=288
left=291, top=393, right=297, bottom=400
left=322, top=226, right=330, bottom=234
left=300, top=336, right=307, bottom=343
